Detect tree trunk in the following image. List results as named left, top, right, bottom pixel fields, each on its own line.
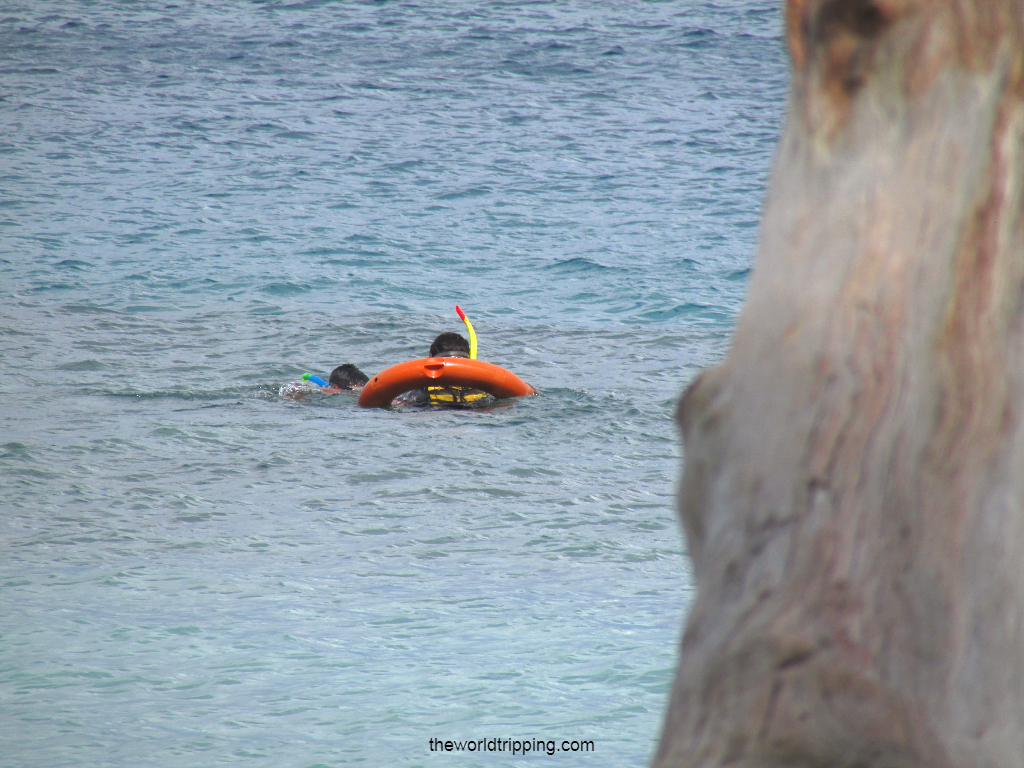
left=655, top=2, right=1024, bottom=766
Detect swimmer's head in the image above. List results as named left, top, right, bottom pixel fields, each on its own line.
left=429, top=332, right=470, bottom=358
left=329, top=364, right=369, bottom=390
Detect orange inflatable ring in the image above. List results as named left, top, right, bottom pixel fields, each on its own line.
left=358, top=357, right=536, bottom=408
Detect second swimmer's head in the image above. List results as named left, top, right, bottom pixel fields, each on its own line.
left=329, top=364, right=370, bottom=389
left=429, top=332, right=470, bottom=359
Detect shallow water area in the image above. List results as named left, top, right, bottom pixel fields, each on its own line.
left=0, top=2, right=786, bottom=766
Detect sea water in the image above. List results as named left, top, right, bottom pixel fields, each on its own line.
left=0, top=2, right=787, bottom=766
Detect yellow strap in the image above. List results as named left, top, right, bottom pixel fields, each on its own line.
left=428, top=386, right=487, bottom=403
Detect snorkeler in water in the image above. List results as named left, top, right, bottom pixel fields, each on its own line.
left=397, top=332, right=489, bottom=406
left=279, top=363, right=369, bottom=400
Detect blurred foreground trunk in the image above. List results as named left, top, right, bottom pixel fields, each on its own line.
left=655, top=1, right=1024, bottom=766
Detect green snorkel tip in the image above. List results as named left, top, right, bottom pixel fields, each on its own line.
left=302, top=373, right=328, bottom=387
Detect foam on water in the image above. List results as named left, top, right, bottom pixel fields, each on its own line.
left=0, top=2, right=786, bottom=766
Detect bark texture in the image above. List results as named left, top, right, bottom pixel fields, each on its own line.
left=655, top=2, right=1024, bottom=766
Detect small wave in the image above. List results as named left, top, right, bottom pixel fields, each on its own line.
left=245, top=122, right=283, bottom=133
left=260, top=282, right=311, bottom=296
left=305, top=247, right=385, bottom=264
left=682, top=26, right=718, bottom=38
left=27, top=282, right=78, bottom=293
left=544, top=257, right=617, bottom=274
left=55, top=259, right=90, bottom=270
left=319, top=257, right=383, bottom=268
left=437, top=186, right=492, bottom=201
left=383, top=160, right=425, bottom=172
left=634, top=303, right=732, bottom=324
left=60, top=303, right=118, bottom=315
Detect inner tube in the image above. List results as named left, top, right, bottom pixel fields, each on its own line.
left=358, top=357, right=535, bottom=408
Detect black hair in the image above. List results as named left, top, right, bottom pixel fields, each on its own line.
left=329, top=364, right=369, bottom=389
left=429, top=332, right=470, bottom=358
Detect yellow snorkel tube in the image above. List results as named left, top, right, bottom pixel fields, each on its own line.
left=455, top=305, right=477, bottom=360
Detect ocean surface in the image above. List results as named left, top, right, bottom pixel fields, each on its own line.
left=0, top=2, right=787, bottom=766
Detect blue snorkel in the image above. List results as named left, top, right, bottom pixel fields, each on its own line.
left=302, top=373, right=329, bottom=387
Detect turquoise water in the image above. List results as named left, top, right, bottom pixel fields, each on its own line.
left=0, top=2, right=786, bottom=766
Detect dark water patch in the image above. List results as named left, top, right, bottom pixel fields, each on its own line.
left=245, top=122, right=284, bottom=133
left=57, top=359, right=108, bottom=372
left=344, top=233, right=378, bottom=244
left=3, top=66, right=60, bottom=75
left=7, top=466, right=61, bottom=480
left=382, top=159, right=425, bottom=172
left=0, top=442, right=34, bottom=460
left=54, top=259, right=91, bottom=271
